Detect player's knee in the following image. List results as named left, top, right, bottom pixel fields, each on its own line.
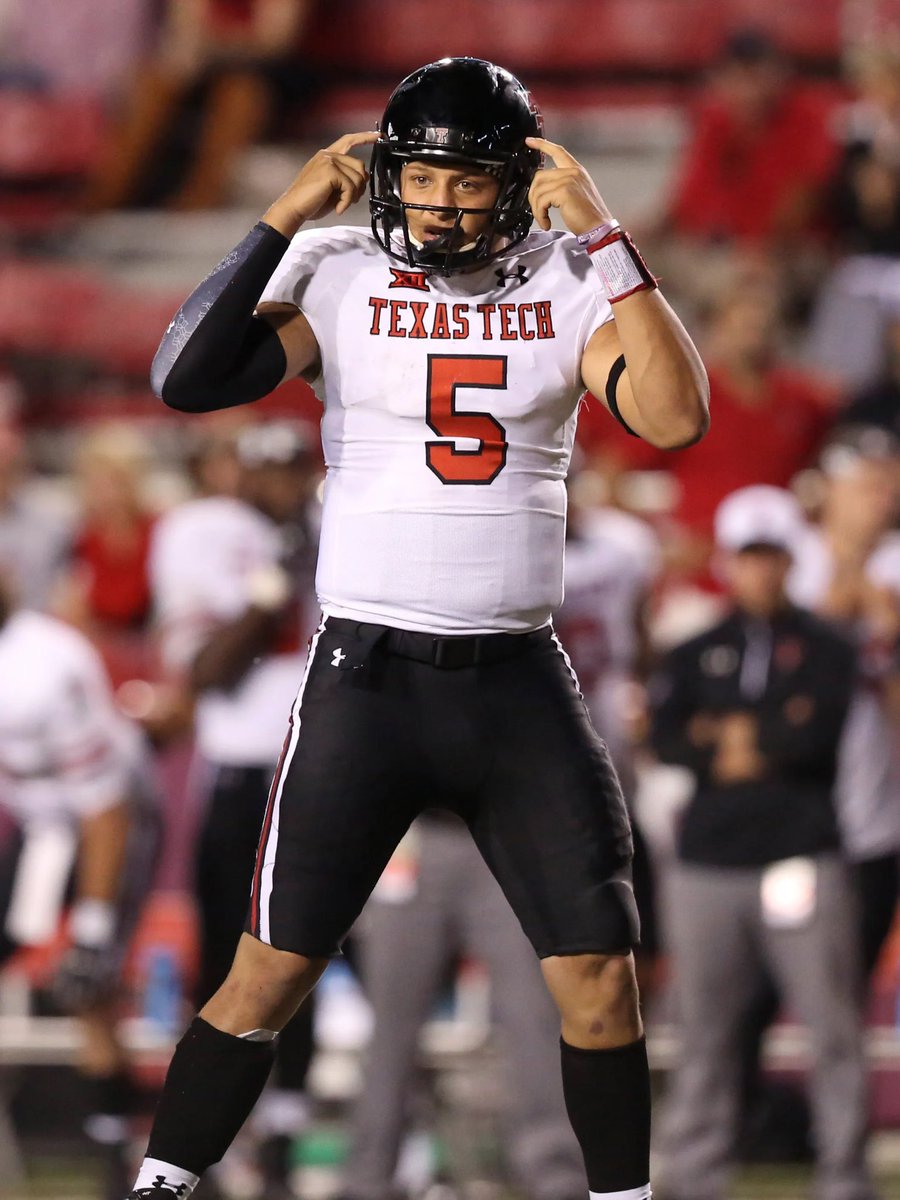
left=542, top=951, right=642, bottom=1047
left=202, top=933, right=327, bottom=1032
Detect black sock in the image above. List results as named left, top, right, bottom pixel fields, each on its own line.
left=560, top=1035, right=651, bottom=1193
left=147, top=1017, right=277, bottom=1177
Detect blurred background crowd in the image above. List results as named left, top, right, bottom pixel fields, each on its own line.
left=0, top=2, right=898, bottom=1199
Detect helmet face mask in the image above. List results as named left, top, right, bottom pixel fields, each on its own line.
left=370, top=58, right=542, bottom=276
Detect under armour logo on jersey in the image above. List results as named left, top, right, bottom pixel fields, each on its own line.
left=495, top=265, right=528, bottom=288
left=389, top=268, right=430, bottom=292
left=331, top=648, right=347, bottom=667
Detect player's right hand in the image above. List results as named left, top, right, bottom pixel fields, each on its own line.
left=263, top=131, right=381, bottom=237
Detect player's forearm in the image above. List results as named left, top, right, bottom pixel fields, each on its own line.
left=613, top=290, right=709, bottom=450
left=151, top=222, right=290, bottom=412
left=76, top=802, right=130, bottom=906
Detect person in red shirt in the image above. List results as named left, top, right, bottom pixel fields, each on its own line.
left=54, top=424, right=157, bottom=687
left=665, top=29, right=839, bottom=248
left=85, top=0, right=315, bottom=211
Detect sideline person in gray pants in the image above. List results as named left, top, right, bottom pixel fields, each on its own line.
left=340, top=812, right=587, bottom=1200
left=649, top=485, right=875, bottom=1200
left=659, top=857, right=868, bottom=1200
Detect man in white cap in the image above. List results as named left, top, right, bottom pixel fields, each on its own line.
left=649, top=484, right=875, bottom=1200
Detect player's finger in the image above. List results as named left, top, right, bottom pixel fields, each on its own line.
left=528, top=185, right=552, bottom=231
left=326, top=130, right=382, bottom=156
left=525, top=136, right=578, bottom=168
left=528, top=174, right=558, bottom=205
left=333, top=163, right=368, bottom=213
left=331, top=153, right=370, bottom=183
left=528, top=173, right=575, bottom=203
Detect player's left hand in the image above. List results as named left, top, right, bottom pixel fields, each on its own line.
left=525, top=137, right=614, bottom=236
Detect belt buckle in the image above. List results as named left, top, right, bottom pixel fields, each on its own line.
left=432, top=636, right=476, bottom=669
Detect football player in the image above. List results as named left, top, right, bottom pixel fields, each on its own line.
left=0, top=574, right=160, bottom=1195
left=130, top=57, right=709, bottom=1200
left=149, top=421, right=321, bottom=1198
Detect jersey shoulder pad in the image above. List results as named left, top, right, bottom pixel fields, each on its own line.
left=261, top=225, right=378, bottom=308
left=516, top=229, right=603, bottom=294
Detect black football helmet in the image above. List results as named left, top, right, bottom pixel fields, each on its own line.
left=370, top=57, right=543, bottom=275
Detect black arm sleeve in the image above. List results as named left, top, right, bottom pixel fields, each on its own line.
left=151, top=222, right=292, bottom=413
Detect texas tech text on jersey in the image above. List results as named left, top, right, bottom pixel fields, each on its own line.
left=368, top=295, right=555, bottom=341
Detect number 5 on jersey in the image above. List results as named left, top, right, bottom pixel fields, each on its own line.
left=425, top=354, right=508, bottom=485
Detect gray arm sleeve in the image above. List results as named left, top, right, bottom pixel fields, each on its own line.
left=151, top=222, right=291, bottom=413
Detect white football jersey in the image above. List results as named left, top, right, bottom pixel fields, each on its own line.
left=0, top=611, right=138, bottom=827
left=150, top=496, right=309, bottom=766
left=260, top=227, right=614, bottom=634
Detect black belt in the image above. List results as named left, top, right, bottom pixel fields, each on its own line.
left=326, top=617, right=551, bottom=669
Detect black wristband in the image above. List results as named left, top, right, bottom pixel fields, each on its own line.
left=605, top=354, right=638, bottom=437
left=152, top=221, right=291, bottom=413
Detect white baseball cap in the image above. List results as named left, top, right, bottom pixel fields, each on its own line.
left=714, top=485, right=806, bottom=555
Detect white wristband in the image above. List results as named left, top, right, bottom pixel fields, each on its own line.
left=70, top=898, right=116, bottom=948
left=587, top=229, right=657, bottom=304
left=577, top=219, right=621, bottom=249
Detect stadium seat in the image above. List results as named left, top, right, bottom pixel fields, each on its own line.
left=303, top=0, right=842, bottom=78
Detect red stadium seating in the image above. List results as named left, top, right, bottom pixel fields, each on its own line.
left=0, top=91, right=104, bottom=178
left=0, top=259, right=183, bottom=376
left=0, top=90, right=107, bottom=233
left=303, top=0, right=843, bottom=78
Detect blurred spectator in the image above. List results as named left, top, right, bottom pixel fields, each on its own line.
left=664, top=29, right=838, bottom=249
left=341, top=813, right=587, bottom=1200
left=0, top=416, right=72, bottom=611
left=55, top=424, right=156, bottom=641
left=650, top=485, right=874, bottom=1200
left=186, top=423, right=243, bottom=499
left=791, top=426, right=900, bottom=966
left=838, top=313, right=900, bottom=439
left=0, top=0, right=154, bottom=99
left=830, top=45, right=900, bottom=257
left=727, top=439, right=900, bottom=1165
left=555, top=482, right=662, bottom=992
left=149, top=421, right=321, bottom=1198
left=84, top=0, right=315, bottom=211
left=579, top=271, right=837, bottom=576
left=0, top=0, right=151, bottom=231
left=556, top=483, right=660, bottom=791
left=806, top=44, right=900, bottom=387
left=0, top=574, right=160, bottom=1199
